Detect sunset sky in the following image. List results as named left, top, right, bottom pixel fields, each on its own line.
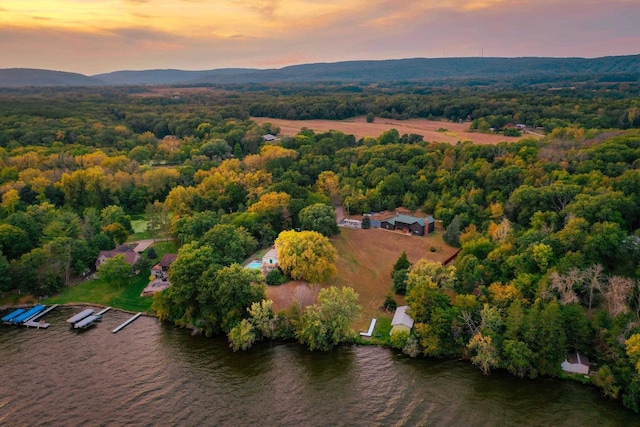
left=1, top=0, right=639, bottom=75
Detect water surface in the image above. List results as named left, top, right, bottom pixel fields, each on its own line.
left=0, top=307, right=637, bottom=426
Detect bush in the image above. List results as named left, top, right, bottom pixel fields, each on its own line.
left=147, top=247, right=157, bottom=259
left=266, top=268, right=287, bottom=286
left=430, top=246, right=436, bottom=252
left=383, top=292, right=397, bottom=311
left=362, top=215, right=371, bottom=229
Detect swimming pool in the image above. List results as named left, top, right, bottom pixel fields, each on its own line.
left=245, top=260, right=262, bottom=269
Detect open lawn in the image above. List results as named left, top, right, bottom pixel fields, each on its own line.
left=45, top=272, right=153, bottom=313
left=266, top=227, right=458, bottom=331
left=44, top=240, right=177, bottom=312
left=252, top=116, right=539, bottom=145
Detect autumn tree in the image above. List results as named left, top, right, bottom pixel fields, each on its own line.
left=296, top=286, right=361, bottom=351
left=275, top=230, right=337, bottom=283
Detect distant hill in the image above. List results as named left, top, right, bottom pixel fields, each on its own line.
left=1, top=55, right=639, bottom=87
left=93, top=68, right=255, bottom=85
left=0, top=68, right=104, bottom=87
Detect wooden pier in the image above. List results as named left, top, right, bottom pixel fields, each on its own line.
left=29, top=304, right=59, bottom=322
left=96, top=307, right=112, bottom=316
left=112, top=312, right=142, bottom=333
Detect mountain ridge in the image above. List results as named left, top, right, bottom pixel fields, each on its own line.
left=1, top=55, right=639, bottom=87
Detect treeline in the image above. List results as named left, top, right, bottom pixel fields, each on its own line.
left=1, top=82, right=640, bottom=150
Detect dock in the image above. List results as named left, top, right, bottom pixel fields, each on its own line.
left=112, top=312, right=142, bottom=333
left=96, top=307, right=112, bottom=316
left=22, top=304, right=59, bottom=329
left=23, top=319, right=51, bottom=329
left=359, top=318, right=377, bottom=337
left=67, top=308, right=94, bottom=325
left=29, top=304, right=58, bottom=322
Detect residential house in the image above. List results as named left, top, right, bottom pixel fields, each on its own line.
left=390, top=305, right=414, bottom=335
left=561, top=353, right=590, bottom=375
left=95, top=244, right=140, bottom=269
left=262, top=247, right=279, bottom=273
left=380, top=214, right=436, bottom=236
left=150, top=254, right=177, bottom=280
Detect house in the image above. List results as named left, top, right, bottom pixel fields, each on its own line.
left=561, top=353, right=590, bottom=375
left=150, top=254, right=177, bottom=280
left=390, top=305, right=414, bottom=335
left=262, top=247, right=279, bottom=273
left=380, top=214, right=436, bottom=236
left=95, top=244, right=140, bottom=269
left=262, top=134, right=278, bottom=142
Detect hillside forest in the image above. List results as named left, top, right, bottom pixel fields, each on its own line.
left=0, top=83, right=639, bottom=411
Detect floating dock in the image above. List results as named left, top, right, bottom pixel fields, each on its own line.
left=22, top=304, right=59, bottom=329
left=74, top=314, right=102, bottom=329
left=112, top=312, right=142, bottom=333
left=67, top=308, right=94, bottom=325
left=24, top=319, right=51, bottom=329
left=10, top=305, right=46, bottom=324
left=2, top=308, right=26, bottom=323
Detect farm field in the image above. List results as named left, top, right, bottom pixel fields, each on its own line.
left=266, top=227, right=458, bottom=330
left=252, top=116, right=537, bottom=145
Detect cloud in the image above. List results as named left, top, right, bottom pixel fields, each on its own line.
left=1, top=0, right=639, bottom=74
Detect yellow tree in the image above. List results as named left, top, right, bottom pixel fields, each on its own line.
left=275, top=230, right=337, bottom=283
left=316, top=171, right=340, bottom=199
left=1, top=189, right=20, bottom=214
left=625, top=334, right=640, bottom=375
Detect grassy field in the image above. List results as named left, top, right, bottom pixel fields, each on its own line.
left=44, top=240, right=178, bottom=313
left=266, top=227, right=458, bottom=332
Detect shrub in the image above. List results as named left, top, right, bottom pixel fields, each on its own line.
left=383, top=292, right=397, bottom=311
left=362, top=215, right=371, bottom=229
left=266, top=268, right=287, bottom=286
left=147, top=247, right=157, bottom=259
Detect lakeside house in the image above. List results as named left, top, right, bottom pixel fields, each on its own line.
left=143, top=253, right=177, bottom=297
left=561, top=353, right=590, bottom=375
left=390, top=305, right=414, bottom=335
left=150, top=254, right=177, bottom=280
left=380, top=214, right=436, bottom=236
left=95, top=244, right=140, bottom=269
left=262, top=247, right=279, bottom=273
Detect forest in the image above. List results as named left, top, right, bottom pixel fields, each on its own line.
left=0, top=83, right=639, bottom=411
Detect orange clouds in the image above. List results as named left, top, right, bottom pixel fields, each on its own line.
left=0, top=0, right=638, bottom=74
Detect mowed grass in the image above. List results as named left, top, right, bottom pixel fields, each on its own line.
left=45, top=241, right=178, bottom=313
left=328, top=227, right=458, bottom=330
left=46, top=273, right=153, bottom=312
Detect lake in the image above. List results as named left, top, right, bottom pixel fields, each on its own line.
left=1, top=307, right=637, bottom=426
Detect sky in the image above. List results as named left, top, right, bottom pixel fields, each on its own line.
left=1, top=0, right=639, bottom=75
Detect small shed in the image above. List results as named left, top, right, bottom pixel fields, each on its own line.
left=262, top=134, right=278, bottom=142
left=390, top=305, right=414, bottom=335
left=561, top=352, right=590, bottom=375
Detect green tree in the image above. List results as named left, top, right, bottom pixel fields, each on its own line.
left=200, top=224, right=258, bottom=266
left=199, top=263, right=266, bottom=334
left=299, top=203, right=339, bottom=237
left=443, top=215, right=462, bottom=247
left=0, top=224, right=31, bottom=260
left=97, top=254, right=131, bottom=289
left=361, top=215, right=371, bottom=229
left=275, top=230, right=337, bottom=283
left=296, top=286, right=362, bottom=351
